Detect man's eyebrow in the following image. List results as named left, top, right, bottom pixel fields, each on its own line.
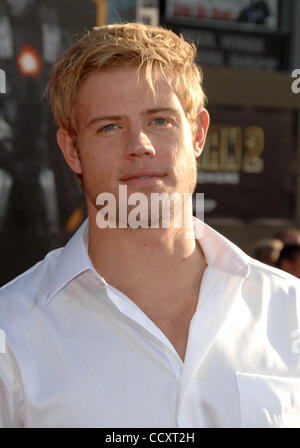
left=86, top=115, right=122, bottom=128
left=86, top=108, right=179, bottom=128
left=145, top=107, right=179, bottom=115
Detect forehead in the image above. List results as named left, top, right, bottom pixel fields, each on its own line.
left=77, top=67, right=181, bottom=114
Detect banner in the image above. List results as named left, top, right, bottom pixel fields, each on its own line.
left=0, top=0, right=95, bottom=285
left=196, top=107, right=297, bottom=224
left=166, top=0, right=279, bottom=30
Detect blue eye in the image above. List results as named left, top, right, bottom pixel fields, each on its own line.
left=102, top=123, right=118, bottom=132
left=153, top=117, right=167, bottom=125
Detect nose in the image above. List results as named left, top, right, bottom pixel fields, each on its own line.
left=124, top=129, right=156, bottom=160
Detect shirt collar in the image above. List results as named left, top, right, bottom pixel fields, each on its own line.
left=194, top=217, right=250, bottom=278
left=46, top=219, right=103, bottom=304
left=46, top=217, right=250, bottom=304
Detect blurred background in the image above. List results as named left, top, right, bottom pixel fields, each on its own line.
left=0, top=0, right=300, bottom=285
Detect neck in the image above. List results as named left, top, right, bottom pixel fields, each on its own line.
left=87, top=204, right=206, bottom=292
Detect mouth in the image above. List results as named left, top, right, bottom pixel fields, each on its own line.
left=120, top=171, right=166, bottom=184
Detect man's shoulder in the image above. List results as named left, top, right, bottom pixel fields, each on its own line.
left=199, top=219, right=299, bottom=295
left=0, top=248, right=63, bottom=317
left=244, top=253, right=299, bottom=299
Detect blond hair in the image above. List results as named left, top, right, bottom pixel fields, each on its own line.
left=47, top=23, right=206, bottom=137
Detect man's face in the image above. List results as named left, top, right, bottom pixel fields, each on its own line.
left=58, top=67, right=209, bottom=222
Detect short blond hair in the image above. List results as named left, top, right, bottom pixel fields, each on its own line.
left=47, top=22, right=206, bottom=137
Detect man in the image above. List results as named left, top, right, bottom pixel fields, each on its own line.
left=277, top=245, right=300, bottom=279
left=275, top=228, right=300, bottom=246
left=249, top=238, right=283, bottom=266
left=0, top=23, right=300, bottom=428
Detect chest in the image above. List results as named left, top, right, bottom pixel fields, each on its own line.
left=136, top=292, right=199, bottom=361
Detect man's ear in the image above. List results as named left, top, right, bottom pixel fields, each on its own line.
left=194, top=108, right=210, bottom=158
left=56, top=128, right=82, bottom=174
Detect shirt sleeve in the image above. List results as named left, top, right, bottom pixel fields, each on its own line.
left=0, top=351, right=24, bottom=428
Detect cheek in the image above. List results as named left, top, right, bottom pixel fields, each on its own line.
left=162, top=132, right=187, bottom=159
left=79, top=140, right=110, bottom=176
left=79, top=150, right=109, bottom=190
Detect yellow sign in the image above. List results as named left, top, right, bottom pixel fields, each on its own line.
left=198, top=124, right=264, bottom=173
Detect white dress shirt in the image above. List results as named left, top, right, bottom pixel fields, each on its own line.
left=0, top=218, right=300, bottom=428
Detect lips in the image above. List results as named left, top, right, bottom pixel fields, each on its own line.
left=120, top=170, right=166, bottom=181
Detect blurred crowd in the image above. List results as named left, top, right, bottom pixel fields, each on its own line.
left=249, top=228, right=300, bottom=278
